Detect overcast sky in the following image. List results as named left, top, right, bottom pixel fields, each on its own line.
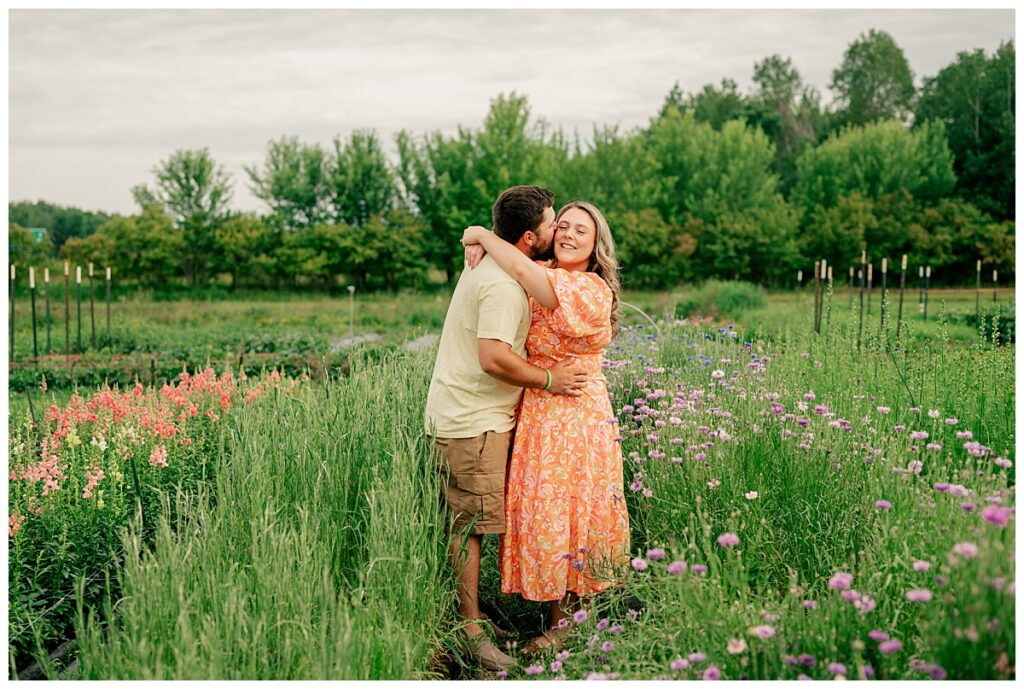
left=9, top=8, right=1015, bottom=215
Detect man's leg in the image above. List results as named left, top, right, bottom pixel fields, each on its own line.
left=451, top=533, right=485, bottom=637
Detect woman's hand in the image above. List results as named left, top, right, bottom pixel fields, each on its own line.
left=461, top=225, right=490, bottom=247
left=464, top=243, right=486, bottom=269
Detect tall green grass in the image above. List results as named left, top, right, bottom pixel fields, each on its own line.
left=69, top=351, right=455, bottom=679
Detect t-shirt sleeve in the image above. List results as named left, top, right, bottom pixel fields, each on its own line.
left=476, top=280, right=528, bottom=345
left=543, top=268, right=611, bottom=337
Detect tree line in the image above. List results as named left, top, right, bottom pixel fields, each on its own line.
left=9, top=30, right=1015, bottom=291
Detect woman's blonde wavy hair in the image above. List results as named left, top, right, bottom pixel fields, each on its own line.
left=552, top=201, right=621, bottom=335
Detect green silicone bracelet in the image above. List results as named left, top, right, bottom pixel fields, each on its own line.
left=544, top=369, right=552, bottom=391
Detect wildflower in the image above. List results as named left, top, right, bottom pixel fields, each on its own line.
left=878, top=639, right=902, bottom=654
left=981, top=506, right=1014, bottom=527
left=876, top=406, right=890, bottom=414
left=550, top=661, right=563, bottom=672
left=803, top=600, right=817, bottom=609
left=627, top=609, right=640, bottom=622
left=717, top=533, right=740, bottom=547
left=868, top=629, right=889, bottom=642
left=910, top=430, right=929, bottom=440
left=875, top=500, right=892, bottom=510
left=670, top=658, right=690, bottom=671
left=667, top=560, right=687, bottom=575
left=596, top=618, right=609, bottom=630
left=706, top=478, right=719, bottom=489
left=952, top=542, right=979, bottom=559
left=585, top=672, right=607, bottom=680
left=555, top=650, right=571, bottom=661
left=609, top=624, right=624, bottom=634
left=703, top=665, right=721, bottom=681
left=934, top=482, right=950, bottom=492
left=750, top=625, right=776, bottom=639
left=632, top=557, right=648, bottom=571
left=907, top=460, right=923, bottom=474
left=956, top=430, right=973, bottom=439
left=804, top=392, right=816, bottom=400
left=906, top=589, right=933, bottom=602
left=944, top=418, right=958, bottom=426
left=962, top=502, right=976, bottom=512
left=797, top=654, right=815, bottom=667
left=691, top=564, right=708, bottom=574
left=927, top=409, right=940, bottom=418
left=828, top=663, right=847, bottom=675
left=828, top=572, right=853, bottom=590
left=496, top=670, right=508, bottom=679
left=926, top=442, right=942, bottom=451
left=727, top=638, right=747, bottom=654
left=745, top=491, right=758, bottom=500
left=711, top=370, right=725, bottom=379
left=994, top=457, right=1012, bottom=468
left=646, top=548, right=665, bottom=560
left=912, top=560, right=931, bottom=572
left=148, top=445, right=169, bottom=468
left=573, top=609, right=589, bottom=624
left=841, top=589, right=861, bottom=602
left=688, top=652, right=707, bottom=663
left=601, top=641, right=614, bottom=652
left=525, top=664, right=544, bottom=675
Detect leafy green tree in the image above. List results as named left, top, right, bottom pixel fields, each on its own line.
left=341, top=209, right=431, bottom=291
left=8, top=201, right=110, bottom=253
left=8, top=222, right=55, bottom=266
left=915, top=41, right=1015, bottom=220
left=830, top=29, right=916, bottom=127
left=329, top=130, right=397, bottom=227
left=793, top=120, right=956, bottom=216
left=609, top=208, right=695, bottom=288
left=246, top=137, right=331, bottom=231
left=909, top=198, right=1015, bottom=280
left=751, top=55, right=822, bottom=191
left=132, top=148, right=232, bottom=286
left=213, top=213, right=271, bottom=290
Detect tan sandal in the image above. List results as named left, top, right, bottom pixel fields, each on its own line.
left=520, top=630, right=566, bottom=658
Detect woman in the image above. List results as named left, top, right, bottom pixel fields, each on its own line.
left=461, top=201, right=630, bottom=655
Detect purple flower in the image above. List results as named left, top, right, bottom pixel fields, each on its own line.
left=667, top=560, right=687, bottom=575
left=596, top=618, right=609, bottom=630
left=525, top=664, right=544, bottom=675
left=627, top=609, right=640, bottom=622
left=828, top=662, right=847, bottom=675
left=962, top=502, right=976, bottom=512
left=863, top=665, right=875, bottom=678
left=868, top=630, right=889, bottom=642
left=906, top=589, right=933, bottom=602
left=550, top=661, right=563, bottom=672
left=691, top=564, right=708, bottom=574
left=632, top=557, right=648, bottom=571
left=601, top=641, right=614, bottom=652
left=610, top=624, right=624, bottom=634
left=717, top=533, right=740, bottom=547
left=876, top=406, right=890, bottom=414
left=926, top=442, right=942, bottom=451
left=702, top=665, right=720, bottom=681
left=952, top=542, right=979, bottom=559
left=956, top=430, right=973, bottom=439
left=828, top=572, right=853, bottom=590
left=496, top=670, right=508, bottom=679
left=646, top=548, right=666, bottom=560
left=797, top=653, right=816, bottom=667
left=934, top=482, right=950, bottom=492
left=841, top=589, right=861, bottom=602
left=910, top=430, right=929, bottom=440
left=688, top=652, right=707, bottom=663
left=931, top=667, right=948, bottom=680
left=944, top=418, right=958, bottom=426
left=751, top=625, right=776, bottom=639
left=982, top=506, right=1014, bottom=527
left=670, top=658, right=689, bottom=671
left=912, top=560, right=931, bottom=572
left=875, top=499, right=892, bottom=510
left=803, top=600, right=818, bottom=609
left=878, top=639, right=902, bottom=654
left=894, top=424, right=906, bottom=431
left=573, top=609, right=589, bottom=624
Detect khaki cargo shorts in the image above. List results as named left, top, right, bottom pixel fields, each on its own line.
left=431, top=430, right=512, bottom=535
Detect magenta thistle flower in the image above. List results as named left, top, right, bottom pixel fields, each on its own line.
left=631, top=557, right=648, bottom=571
left=667, top=560, right=687, bottom=575
left=688, top=652, right=707, bottom=663
left=875, top=499, right=892, bottom=510
left=906, top=589, right=933, bottom=602
left=981, top=506, right=1014, bottom=527
left=944, top=418, right=958, bottom=425
left=797, top=654, right=815, bottom=667
left=702, top=665, right=721, bottom=681
left=670, top=658, right=690, bottom=671
left=646, top=548, right=666, bottom=560
left=910, top=430, right=929, bottom=440
left=751, top=625, right=776, bottom=639
left=868, top=629, right=889, bottom=642
left=828, top=572, right=853, bottom=590
left=550, top=661, right=563, bottom=672
left=596, top=618, right=609, bottom=630
left=952, top=542, right=979, bottom=558
left=876, top=406, right=890, bottom=414
left=926, top=442, right=942, bottom=451
left=878, top=639, right=902, bottom=654
left=525, top=664, right=544, bottom=675
left=573, top=609, right=589, bottom=624
left=803, top=600, right=818, bottom=609
left=691, top=564, right=708, bottom=574
left=717, top=533, right=740, bottom=547
left=933, top=482, right=950, bottom=492
left=841, top=589, right=861, bottom=602
left=601, top=641, right=614, bottom=652
left=828, top=662, right=847, bottom=675
left=912, top=560, right=931, bottom=571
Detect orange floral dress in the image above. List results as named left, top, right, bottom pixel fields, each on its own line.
left=499, top=267, right=631, bottom=601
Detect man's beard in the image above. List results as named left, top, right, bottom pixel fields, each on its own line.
left=530, top=239, right=555, bottom=262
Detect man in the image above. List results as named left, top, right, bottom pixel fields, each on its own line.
left=424, top=185, right=586, bottom=671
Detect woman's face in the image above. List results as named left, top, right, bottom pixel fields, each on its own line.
left=554, top=207, right=597, bottom=270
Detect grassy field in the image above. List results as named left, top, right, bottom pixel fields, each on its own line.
left=7, top=284, right=1015, bottom=679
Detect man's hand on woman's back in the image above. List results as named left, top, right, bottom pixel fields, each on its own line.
left=548, top=357, right=587, bottom=396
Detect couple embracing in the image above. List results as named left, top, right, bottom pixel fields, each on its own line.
left=424, top=185, right=630, bottom=671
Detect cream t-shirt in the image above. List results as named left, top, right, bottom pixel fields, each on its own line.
left=424, top=255, right=530, bottom=438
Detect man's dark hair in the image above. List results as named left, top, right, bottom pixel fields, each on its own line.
left=491, top=185, right=554, bottom=244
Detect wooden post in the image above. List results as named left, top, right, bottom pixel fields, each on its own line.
left=879, top=258, right=888, bottom=333
left=819, top=259, right=827, bottom=334
left=993, top=269, right=998, bottom=303
left=825, top=265, right=833, bottom=333
left=88, top=262, right=96, bottom=349
left=896, top=255, right=907, bottom=341
left=866, top=262, right=873, bottom=316
left=44, top=267, right=51, bottom=355
left=76, top=265, right=83, bottom=354
left=106, top=267, right=112, bottom=351
left=8, top=264, right=14, bottom=363
left=64, top=262, right=70, bottom=366
left=976, top=259, right=982, bottom=323
left=857, top=250, right=866, bottom=349
left=797, top=269, right=803, bottom=290
left=813, top=260, right=821, bottom=335
left=918, top=265, right=924, bottom=305
left=30, top=267, right=38, bottom=363
left=924, top=265, right=931, bottom=322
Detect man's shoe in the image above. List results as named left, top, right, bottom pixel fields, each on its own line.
left=481, top=614, right=516, bottom=641
left=458, top=629, right=516, bottom=672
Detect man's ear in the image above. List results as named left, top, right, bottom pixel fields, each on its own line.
left=522, top=230, right=535, bottom=246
